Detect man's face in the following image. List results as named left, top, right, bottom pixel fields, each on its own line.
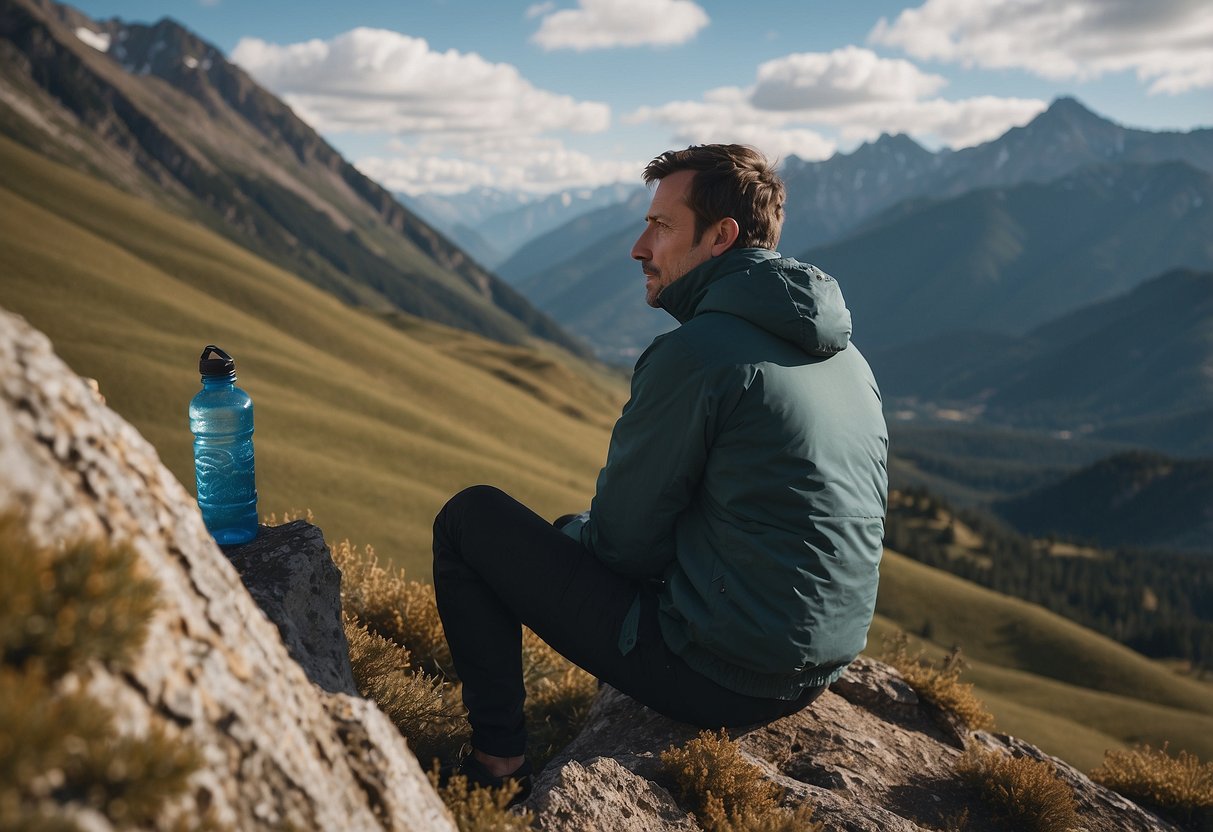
left=631, top=169, right=715, bottom=308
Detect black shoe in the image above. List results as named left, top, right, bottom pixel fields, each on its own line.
left=439, top=753, right=533, bottom=805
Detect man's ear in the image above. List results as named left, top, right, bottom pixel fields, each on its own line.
left=709, top=218, right=740, bottom=256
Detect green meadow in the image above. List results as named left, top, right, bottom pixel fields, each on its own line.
left=0, top=134, right=618, bottom=571
left=3, top=133, right=1209, bottom=774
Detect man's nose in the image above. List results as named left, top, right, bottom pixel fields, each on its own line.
left=631, top=228, right=651, bottom=262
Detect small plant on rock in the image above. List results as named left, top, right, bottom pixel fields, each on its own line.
left=343, top=614, right=467, bottom=765
left=0, top=512, right=211, bottom=830
left=661, top=729, right=822, bottom=832
left=427, top=766, right=533, bottom=832
left=955, top=748, right=1078, bottom=832
left=881, top=632, right=995, bottom=731
left=1091, top=743, right=1213, bottom=828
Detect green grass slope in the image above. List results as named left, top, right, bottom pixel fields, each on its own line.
left=0, top=134, right=619, bottom=575
left=870, top=549, right=1213, bottom=770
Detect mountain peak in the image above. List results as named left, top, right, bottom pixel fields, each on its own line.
left=1034, top=96, right=1117, bottom=130
left=849, top=132, right=931, bottom=163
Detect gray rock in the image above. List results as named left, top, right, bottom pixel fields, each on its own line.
left=0, top=307, right=454, bottom=832
left=527, top=658, right=1181, bottom=832
left=224, top=520, right=358, bottom=695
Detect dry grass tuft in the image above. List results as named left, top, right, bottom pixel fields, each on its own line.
left=333, top=539, right=454, bottom=676
left=881, top=633, right=995, bottom=731
left=344, top=615, right=468, bottom=765
left=0, top=513, right=158, bottom=679
left=0, top=513, right=211, bottom=830
left=427, top=766, right=533, bottom=832
left=520, top=629, right=598, bottom=768
left=1091, top=743, right=1213, bottom=826
left=955, top=748, right=1078, bottom=832
left=661, top=729, right=822, bottom=832
left=334, top=535, right=598, bottom=774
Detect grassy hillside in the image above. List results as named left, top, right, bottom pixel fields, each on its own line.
left=4, top=133, right=1211, bottom=778
left=869, top=549, right=1213, bottom=769
left=0, top=134, right=620, bottom=575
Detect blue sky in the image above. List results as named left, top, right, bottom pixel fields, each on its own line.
left=70, top=0, right=1213, bottom=195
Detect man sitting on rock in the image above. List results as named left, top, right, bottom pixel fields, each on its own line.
left=432, top=144, right=889, bottom=798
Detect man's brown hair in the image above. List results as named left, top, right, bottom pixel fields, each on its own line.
left=642, top=144, right=785, bottom=250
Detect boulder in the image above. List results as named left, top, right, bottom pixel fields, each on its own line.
left=528, top=657, right=1181, bottom=832
left=224, top=520, right=358, bottom=696
left=0, top=307, right=454, bottom=832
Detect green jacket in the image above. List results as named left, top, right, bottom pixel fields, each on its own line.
left=565, top=248, right=888, bottom=698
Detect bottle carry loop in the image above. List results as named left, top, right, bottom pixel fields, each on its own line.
left=199, top=345, right=236, bottom=379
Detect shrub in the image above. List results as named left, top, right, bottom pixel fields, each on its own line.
left=0, top=513, right=157, bottom=678
left=660, top=729, right=822, bottom=832
left=344, top=615, right=468, bottom=766
left=955, top=748, right=1078, bottom=832
left=332, top=539, right=454, bottom=676
left=881, top=633, right=995, bottom=731
left=334, top=536, right=598, bottom=768
left=427, top=767, right=533, bottom=832
left=1091, top=744, right=1213, bottom=826
left=0, top=513, right=210, bottom=830
left=520, top=628, right=598, bottom=768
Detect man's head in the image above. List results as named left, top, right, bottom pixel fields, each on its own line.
left=632, top=144, right=785, bottom=308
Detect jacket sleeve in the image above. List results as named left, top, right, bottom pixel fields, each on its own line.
left=576, top=335, right=718, bottom=578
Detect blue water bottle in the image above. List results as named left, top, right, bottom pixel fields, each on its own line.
left=189, top=345, right=258, bottom=545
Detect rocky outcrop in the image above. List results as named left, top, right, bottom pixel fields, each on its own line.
left=528, top=659, right=1180, bottom=832
left=224, top=520, right=358, bottom=696
left=0, top=306, right=454, bottom=831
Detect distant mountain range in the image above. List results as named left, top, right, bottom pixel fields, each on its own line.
left=874, top=269, right=1213, bottom=456
left=0, top=0, right=588, bottom=356
left=402, top=183, right=643, bottom=270
left=779, top=96, right=1213, bottom=253
left=807, top=160, right=1213, bottom=350
left=994, top=451, right=1213, bottom=554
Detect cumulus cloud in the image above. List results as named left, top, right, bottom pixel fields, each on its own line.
left=627, top=47, right=1045, bottom=157
left=870, top=0, right=1213, bottom=94
left=531, top=0, right=709, bottom=51
left=751, top=46, right=947, bottom=110
left=626, top=90, right=838, bottom=161
left=827, top=96, right=1048, bottom=147
left=357, top=134, right=643, bottom=195
left=231, top=28, right=610, bottom=135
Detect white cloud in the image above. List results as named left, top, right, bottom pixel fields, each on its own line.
left=871, top=0, right=1213, bottom=94
left=531, top=0, right=709, bottom=51
left=827, top=96, right=1047, bottom=147
left=751, top=47, right=947, bottom=110
left=626, top=91, right=838, bottom=162
left=230, top=28, right=610, bottom=135
left=358, top=135, right=643, bottom=196
left=627, top=47, right=1045, bottom=157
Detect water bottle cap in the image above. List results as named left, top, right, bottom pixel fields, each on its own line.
left=199, top=345, right=236, bottom=378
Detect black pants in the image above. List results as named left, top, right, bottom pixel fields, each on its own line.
left=432, top=485, right=824, bottom=758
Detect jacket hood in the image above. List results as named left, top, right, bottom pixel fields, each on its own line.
left=659, top=248, right=852, bottom=356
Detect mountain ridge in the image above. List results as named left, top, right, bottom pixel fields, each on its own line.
left=994, top=451, right=1213, bottom=554
left=0, top=0, right=591, bottom=356
left=871, top=268, right=1213, bottom=456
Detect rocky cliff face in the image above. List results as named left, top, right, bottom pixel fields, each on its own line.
left=0, top=305, right=454, bottom=831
